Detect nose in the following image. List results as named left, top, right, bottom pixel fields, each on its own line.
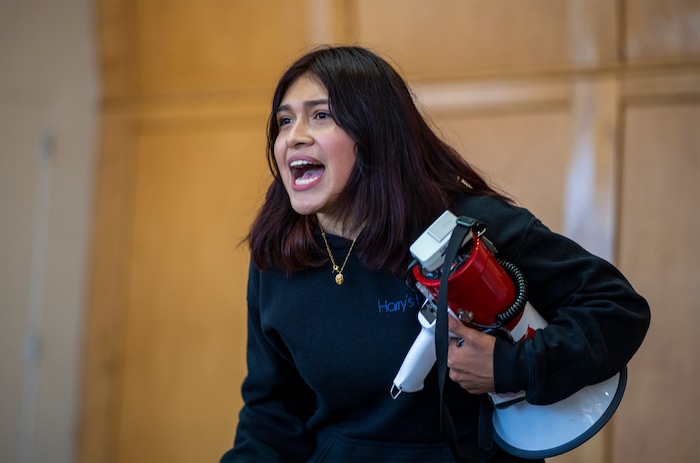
left=286, top=119, right=313, bottom=148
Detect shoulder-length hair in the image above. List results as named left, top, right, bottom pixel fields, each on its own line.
left=248, top=45, right=509, bottom=277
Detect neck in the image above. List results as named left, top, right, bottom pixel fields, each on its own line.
left=316, top=213, right=360, bottom=240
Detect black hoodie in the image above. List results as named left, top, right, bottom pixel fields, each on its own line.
left=222, top=195, right=650, bottom=462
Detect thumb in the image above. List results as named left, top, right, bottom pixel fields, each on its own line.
left=448, top=314, right=469, bottom=337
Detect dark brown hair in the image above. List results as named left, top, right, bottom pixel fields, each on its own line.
left=248, top=46, right=508, bottom=277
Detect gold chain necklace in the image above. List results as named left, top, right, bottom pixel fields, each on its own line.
left=319, top=226, right=357, bottom=285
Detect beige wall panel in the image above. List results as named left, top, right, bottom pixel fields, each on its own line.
left=95, top=0, right=129, bottom=99
left=134, top=0, right=313, bottom=95
left=115, top=121, right=268, bottom=462
left=356, top=0, right=618, bottom=79
left=622, top=68, right=700, bottom=99
left=441, top=109, right=571, bottom=231
left=614, top=100, right=700, bottom=463
left=79, top=112, right=136, bottom=463
left=96, top=0, right=139, bottom=99
left=415, top=80, right=572, bottom=232
left=625, top=0, right=700, bottom=63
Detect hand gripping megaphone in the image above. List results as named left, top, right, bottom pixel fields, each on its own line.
left=390, top=211, right=626, bottom=459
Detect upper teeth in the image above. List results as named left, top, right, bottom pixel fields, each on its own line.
left=290, top=160, right=315, bottom=167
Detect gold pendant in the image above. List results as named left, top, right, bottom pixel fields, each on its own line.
left=320, top=226, right=356, bottom=287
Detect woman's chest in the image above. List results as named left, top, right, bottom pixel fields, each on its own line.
left=258, top=266, right=425, bottom=400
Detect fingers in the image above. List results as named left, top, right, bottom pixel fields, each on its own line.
left=448, top=314, right=482, bottom=343
left=446, top=329, right=497, bottom=394
left=446, top=317, right=497, bottom=393
left=448, top=314, right=467, bottom=336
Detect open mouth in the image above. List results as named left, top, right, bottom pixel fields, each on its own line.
left=290, top=159, right=325, bottom=186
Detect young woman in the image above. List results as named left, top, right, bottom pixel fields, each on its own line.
left=221, top=46, right=650, bottom=462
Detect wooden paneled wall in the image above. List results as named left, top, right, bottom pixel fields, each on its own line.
left=81, top=1, right=700, bottom=462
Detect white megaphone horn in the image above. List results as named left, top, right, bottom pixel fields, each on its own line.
left=391, top=210, right=626, bottom=459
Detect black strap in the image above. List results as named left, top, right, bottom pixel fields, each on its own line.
left=436, top=216, right=494, bottom=461
left=436, top=218, right=471, bottom=414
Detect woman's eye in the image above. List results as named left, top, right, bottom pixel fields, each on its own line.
left=315, top=111, right=332, bottom=121
left=278, top=116, right=292, bottom=126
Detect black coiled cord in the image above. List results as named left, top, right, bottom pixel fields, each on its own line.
left=495, top=259, right=528, bottom=326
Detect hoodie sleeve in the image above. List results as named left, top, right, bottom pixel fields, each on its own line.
left=460, top=198, right=650, bottom=405
left=221, top=260, right=315, bottom=462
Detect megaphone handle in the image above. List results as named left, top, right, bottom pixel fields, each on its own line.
left=390, top=311, right=437, bottom=398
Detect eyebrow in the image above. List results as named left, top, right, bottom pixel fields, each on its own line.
left=276, top=99, right=329, bottom=114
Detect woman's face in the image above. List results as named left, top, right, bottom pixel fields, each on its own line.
left=274, top=73, right=357, bottom=234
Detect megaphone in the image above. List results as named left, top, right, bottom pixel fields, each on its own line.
left=390, top=211, right=626, bottom=459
